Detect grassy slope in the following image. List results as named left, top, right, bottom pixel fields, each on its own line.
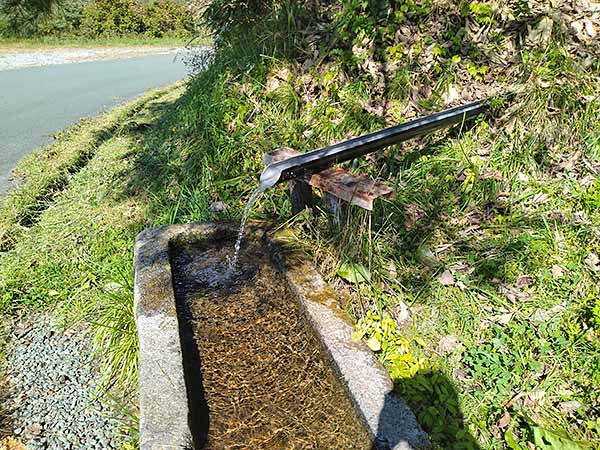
left=0, top=83, right=185, bottom=447
left=0, top=88, right=174, bottom=251
left=0, top=1, right=599, bottom=450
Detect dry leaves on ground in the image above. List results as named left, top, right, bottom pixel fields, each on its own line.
left=404, top=203, right=425, bottom=230
left=438, top=269, right=455, bottom=286
left=438, top=334, right=463, bottom=355
left=0, top=438, right=25, bottom=450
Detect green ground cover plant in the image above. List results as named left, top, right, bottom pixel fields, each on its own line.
left=1, top=0, right=599, bottom=449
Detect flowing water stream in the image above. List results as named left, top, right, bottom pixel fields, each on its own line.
left=229, top=185, right=266, bottom=271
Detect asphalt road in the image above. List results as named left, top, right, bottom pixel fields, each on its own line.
left=0, top=53, right=189, bottom=195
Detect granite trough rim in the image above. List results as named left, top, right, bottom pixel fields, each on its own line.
left=133, top=222, right=429, bottom=450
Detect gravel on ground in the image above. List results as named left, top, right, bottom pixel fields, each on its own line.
left=2, top=314, right=125, bottom=450
left=0, top=47, right=178, bottom=71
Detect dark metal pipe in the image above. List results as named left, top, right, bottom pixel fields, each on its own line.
left=260, top=98, right=490, bottom=188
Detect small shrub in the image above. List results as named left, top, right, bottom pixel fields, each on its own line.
left=0, top=13, right=8, bottom=35
left=80, top=0, right=145, bottom=37
left=202, top=0, right=275, bottom=36
left=80, top=0, right=195, bottom=37
left=36, top=0, right=84, bottom=35
left=143, top=0, right=195, bottom=37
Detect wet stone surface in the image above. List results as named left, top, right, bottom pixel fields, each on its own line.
left=171, top=237, right=373, bottom=450
left=3, top=314, right=123, bottom=449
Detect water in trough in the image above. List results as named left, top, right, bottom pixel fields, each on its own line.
left=171, top=235, right=373, bottom=449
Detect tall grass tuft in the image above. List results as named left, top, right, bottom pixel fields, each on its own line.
left=84, top=269, right=139, bottom=393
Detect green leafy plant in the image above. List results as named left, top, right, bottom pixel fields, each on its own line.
left=530, top=425, right=590, bottom=450
left=467, top=1, right=494, bottom=25
left=352, top=310, right=426, bottom=378
left=337, top=261, right=371, bottom=283
left=79, top=0, right=194, bottom=37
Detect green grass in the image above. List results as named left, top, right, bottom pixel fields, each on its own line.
left=133, top=5, right=599, bottom=447
left=0, top=86, right=180, bottom=250
left=0, top=34, right=209, bottom=51
left=0, top=1, right=599, bottom=449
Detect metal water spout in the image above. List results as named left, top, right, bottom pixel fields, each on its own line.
left=260, top=98, right=491, bottom=189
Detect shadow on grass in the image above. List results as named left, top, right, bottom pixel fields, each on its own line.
left=389, top=370, right=482, bottom=450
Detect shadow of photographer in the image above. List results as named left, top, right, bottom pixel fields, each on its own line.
left=374, top=369, right=481, bottom=450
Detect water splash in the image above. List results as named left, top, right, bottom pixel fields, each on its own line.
left=229, top=185, right=266, bottom=271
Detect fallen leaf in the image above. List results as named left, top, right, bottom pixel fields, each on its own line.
left=438, top=270, right=455, bottom=286
left=487, top=313, right=513, bottom=326
left=438, top=334, right=463, bottom=355
left=480, top=170, right=504, bottom=180
left=559, top=400, right=583, bottom=415
left=551, top=264, right=564, bottom=279
left=572, top=16, right=598, bottom=41
left=579, top=174, right=596, bottom=187
left=365, top=335, right=381, bottom=352
left=506, top=390, right=545, bottom=410
left=531, top=303, right=566, bottom=323
left=386, top=260, right=398, bottom=279
left=442, top=84, right=460, bottom=104
left=527, top=390, right=546, bottom=408
left=584, top=253, right=600, bottom=272
left=583, top=18, right=598, bottom=38
left=558, top=150, right=582, bottom=172
left=527, top=17, right=554, bottom=46
left=497, top=411, right=512, bottom=430
left=391, top=300, right=411, bottom=325
left=448, top=261, right=473, bottom=274
left=497, top=281, right=529, bottom=302
left=48, top=290, right=60, bottom=297
left=22, top=423, right=43, bottom=440
left=265, top=67, right=290, bottom=93
left=530, top=192, right=549, bottom=205
left=12, top=322, right=32, bottom=339
left=103, top=282, right=123, bottom=294
left=209, top=201, right=229, bottom=213
left=452, top=367, right=471, bottom=383
left=516, top=275, right=534, bottom=288
left=477, top=146, right=491, bottom=156
left=404, top=203, right=425, bottom=230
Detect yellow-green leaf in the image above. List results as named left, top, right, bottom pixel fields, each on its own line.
left=366, top=335, right=381, bottom=352
left=337, top=262, right=370, bottom=284
left=531, top=426, right=590, bottom=450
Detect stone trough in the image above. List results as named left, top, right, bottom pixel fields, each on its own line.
left=133, top=223, right=428, bottom=450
